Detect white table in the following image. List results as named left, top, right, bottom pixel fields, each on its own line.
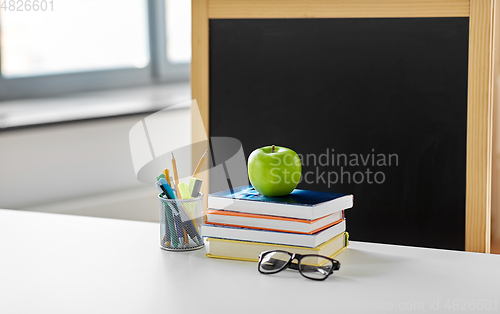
left=1, top=209, right=499, bottom=314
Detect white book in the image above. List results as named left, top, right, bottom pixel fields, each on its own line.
left=205, top=209, right=344, bottom=234
left=201, top=220, right=346, bottom=248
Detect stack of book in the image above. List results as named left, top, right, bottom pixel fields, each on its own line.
left=201, top=186, right=353, bottom=262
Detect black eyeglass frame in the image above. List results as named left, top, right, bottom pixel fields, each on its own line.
left=257, top=250, right=341, bottom=281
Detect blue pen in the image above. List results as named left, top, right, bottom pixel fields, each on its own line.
left=159, top=178, right=176, bottom=199
left=159, top=178, right=185, bottom=247
left=172, top=211, right=185, bottom=248
left=156, top=182, right=178, bottom=248
left=177, top=205, right=203, bottom=245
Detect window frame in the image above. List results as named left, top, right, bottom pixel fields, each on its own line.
left=0, top=0, right=189, bottom=101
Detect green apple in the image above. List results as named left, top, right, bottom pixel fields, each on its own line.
left=248, top=145, right=302, bottom=197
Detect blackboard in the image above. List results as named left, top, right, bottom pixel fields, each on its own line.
left=209, top=18, right=469, bottom=250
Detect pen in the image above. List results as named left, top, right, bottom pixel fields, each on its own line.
left=158, top=183, right=172, bottom=246
left=158, top=181, right=184, bottom=247
left=169, top=202, right=201, bottom=246
left=192, top=150, right=208, bottom=178
left=159, top=178, right=176, bottom=199
left=159, top=178, right=189, bottom=247
left=161, top=208, right=171, bottom=247
left=156, top=182, right=178, bottom=248
left=175, top=203, right=203, bottom=245
left=173, top=210, right=185, bottom=248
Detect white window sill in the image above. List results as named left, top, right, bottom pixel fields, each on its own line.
left=0, top=82, right=191, bottom=130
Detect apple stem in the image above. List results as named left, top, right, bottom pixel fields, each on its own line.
left=272, top=145, right=275, bottom=153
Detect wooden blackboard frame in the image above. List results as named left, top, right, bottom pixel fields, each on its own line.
left=191, top=0, right=496, bottom=253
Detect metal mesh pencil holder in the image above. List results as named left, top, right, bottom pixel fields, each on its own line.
left=158, top=193, right=204, bottom=251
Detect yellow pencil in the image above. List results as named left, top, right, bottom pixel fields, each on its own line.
left=171, top=152, right=180, bottom=198
left=162, top=234, right=171, bottom=247
left=192, top=150, right=208, bottom=178
left=183, top=228, right=189, bottom=245
left=163, top=169, right=171, bottom=186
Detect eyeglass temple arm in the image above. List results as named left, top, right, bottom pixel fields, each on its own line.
left=330, top=261, right=341, bottom=273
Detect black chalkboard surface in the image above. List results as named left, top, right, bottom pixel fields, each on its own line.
left=209, top=18, right=469, bottom=250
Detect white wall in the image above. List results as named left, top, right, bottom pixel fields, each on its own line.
left=0, top=108, right=191, bottom=222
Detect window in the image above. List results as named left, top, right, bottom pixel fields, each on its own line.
left=0, top=0, right=191, bottom=100
left=166, top=0, right=191, bottom=64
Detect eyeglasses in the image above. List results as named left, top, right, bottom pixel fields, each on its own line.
left=257, top=250, right=341, bottom=281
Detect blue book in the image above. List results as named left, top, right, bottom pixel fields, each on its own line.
left=208, top=186, right=353, bottom=220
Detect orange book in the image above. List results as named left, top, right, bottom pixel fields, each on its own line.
left=204, top=209, right=344, bottom=234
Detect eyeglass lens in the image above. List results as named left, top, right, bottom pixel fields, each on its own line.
left=299, top=256, right=334, bottom=280
left=259, top=251, right=291, bottom=273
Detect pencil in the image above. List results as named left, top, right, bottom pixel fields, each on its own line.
left=192, top=150, right=208, bottom=178
left=163, top=168, right=170, bottom=186
left=171, top=152, right=180, bottom=198
left=183, top=228, right=189, bottom=245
